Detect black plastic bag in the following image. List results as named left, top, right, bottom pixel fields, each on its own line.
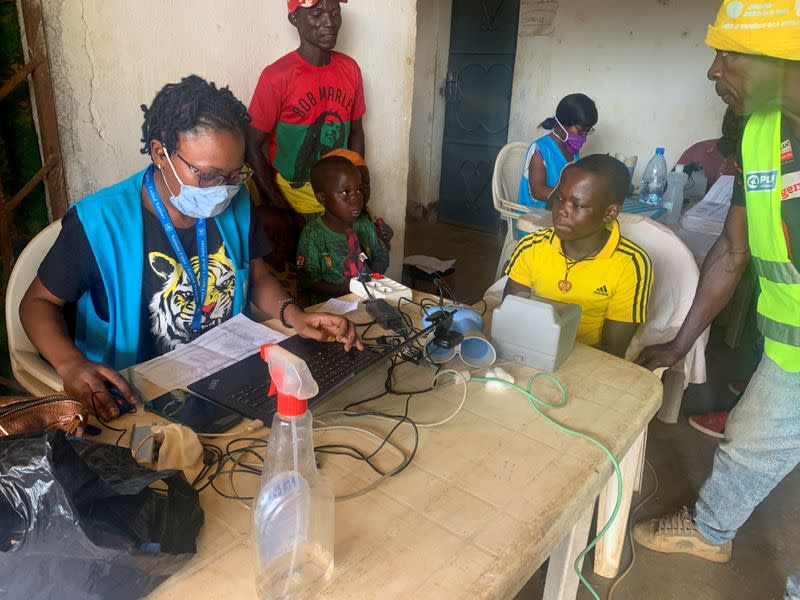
left=0, top=430, right=204, bottom=600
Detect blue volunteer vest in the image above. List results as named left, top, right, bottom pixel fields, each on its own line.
left=73, top=168, right=252, bottom=370
left=518, top=134, right=579, bottom=208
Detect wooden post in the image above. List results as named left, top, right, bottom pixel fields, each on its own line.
left=19, top=0, right=68, bottom=219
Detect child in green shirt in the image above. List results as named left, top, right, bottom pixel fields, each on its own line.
left=297, top=156, right=389, bottom=304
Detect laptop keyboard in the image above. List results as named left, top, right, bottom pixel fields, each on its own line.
left=304, top=343, right=377, bottom=391
left=189, top=338, right=381, bottom=423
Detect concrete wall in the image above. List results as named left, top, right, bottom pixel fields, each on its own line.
left=407, top=0, right=451, bottom=217
left=41, top=0, right=417, bottom=276
left=509, top=0, right=725, bottom=183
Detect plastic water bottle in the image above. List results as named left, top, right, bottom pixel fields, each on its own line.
left=252, top=345, right=334, bottom=600
left=663, top=165, right=689, bottom=226
left=638, top=148, right=668, bottom=206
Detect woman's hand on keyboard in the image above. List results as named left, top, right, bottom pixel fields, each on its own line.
left=289, top=310, right=364, bottom=352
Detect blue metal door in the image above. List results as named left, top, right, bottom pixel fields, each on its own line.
left=437, top=0, right=519, bottom=233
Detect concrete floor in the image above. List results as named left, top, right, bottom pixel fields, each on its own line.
left=404, top=217, right=800, bottom=600
left=404, top=218, right=504, bottom=305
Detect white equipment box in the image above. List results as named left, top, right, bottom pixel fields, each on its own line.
left=491, top=294, right=581, bottom=372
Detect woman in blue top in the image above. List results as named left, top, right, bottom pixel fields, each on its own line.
left=518, top=93, right=598, bottom=208
left=20, top=75, right=362, bottom=421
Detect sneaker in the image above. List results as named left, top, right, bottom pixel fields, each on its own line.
left=688, top=411, right=729, bottom=439
left=633, top=507, right=732, bottom=563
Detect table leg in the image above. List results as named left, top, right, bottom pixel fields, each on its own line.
left=542, top=504, right=593, bottom=600
left=656, top=364, right=686, bottom=424
left=592, top=429, right=647, bottom=579
left=633, top=427, right=647, bottom=494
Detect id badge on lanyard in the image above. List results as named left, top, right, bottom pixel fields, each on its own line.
left=144, top=166, right=208, bottom=332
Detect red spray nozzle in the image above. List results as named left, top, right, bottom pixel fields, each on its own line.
left=261, top=344, right=319, bottom=417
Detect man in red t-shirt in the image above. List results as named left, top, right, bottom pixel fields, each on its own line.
left=246, top=0, right=366, bottom=219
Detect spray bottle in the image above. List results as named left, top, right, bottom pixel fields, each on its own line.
left=252, top=344, right=334, bottom=600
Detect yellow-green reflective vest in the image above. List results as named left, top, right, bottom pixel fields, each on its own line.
left=741, top=111, right=800, bottom=372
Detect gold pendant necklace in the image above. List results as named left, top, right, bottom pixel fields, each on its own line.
left=559, top=247, right=602, bottom=293
left=558, top=229, right=611, bottom=293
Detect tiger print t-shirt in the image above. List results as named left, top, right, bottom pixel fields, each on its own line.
left=39, top=206, right=271, bottom=362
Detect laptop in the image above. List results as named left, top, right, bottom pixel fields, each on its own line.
left=188, top=325, right=433, bottom=423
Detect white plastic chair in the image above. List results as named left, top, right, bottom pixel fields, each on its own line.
left=5, top=220, right=64, bottom=395
left=492, top=142, right=550, bottom=279
left=617, top=213, right=709, bottom=422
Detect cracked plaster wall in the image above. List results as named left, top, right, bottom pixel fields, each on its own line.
left=41, top=0, right=418, bottom=277
left=407, top=0, right=451, bottom=214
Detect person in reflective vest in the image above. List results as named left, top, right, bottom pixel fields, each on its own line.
left=634, top=2, right=800, bottom=597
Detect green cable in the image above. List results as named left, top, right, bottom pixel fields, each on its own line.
left=470, top=372, right=623, bottom=600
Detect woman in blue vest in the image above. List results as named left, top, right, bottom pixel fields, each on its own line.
left=20, top=75, right=361, bottom=421
left=518, top=93, right=598, bottom=208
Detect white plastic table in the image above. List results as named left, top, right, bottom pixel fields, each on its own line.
left=110, top=293, right=662, bottom=599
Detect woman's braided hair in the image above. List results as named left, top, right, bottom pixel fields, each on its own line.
left=139, top=74, right=251, bottom=155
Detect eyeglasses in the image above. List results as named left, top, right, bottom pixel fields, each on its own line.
left=176, top=153, right=253, bottom=187
left=578, top=126, right=596, bottom=136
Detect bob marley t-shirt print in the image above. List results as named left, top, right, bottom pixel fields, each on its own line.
left=248, top=50, right=366, bottom=214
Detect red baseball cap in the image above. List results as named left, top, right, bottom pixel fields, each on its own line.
left=288, top=0, right=347, bottom=12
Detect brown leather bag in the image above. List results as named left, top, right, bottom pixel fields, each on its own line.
left=0, top=395, right=88, bottom=437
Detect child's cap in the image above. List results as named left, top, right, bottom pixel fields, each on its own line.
left=323, top=148, right=366, bottom=167
left=288, top=0, right=348, bottom=13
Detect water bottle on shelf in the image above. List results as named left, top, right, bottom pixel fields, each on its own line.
left=252, top=345, right=334, bottom=600
left=638, top=147, right=668, bottom=206
left=663, top=164, right=689, bottom=226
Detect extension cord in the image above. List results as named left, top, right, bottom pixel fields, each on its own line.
left=350, top=274, right=413, bottom=302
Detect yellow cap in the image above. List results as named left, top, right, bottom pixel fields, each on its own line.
left=705, top=0, right=800, bottom=60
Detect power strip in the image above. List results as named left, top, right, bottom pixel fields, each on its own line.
left=349, top=274, right=413, bottom=302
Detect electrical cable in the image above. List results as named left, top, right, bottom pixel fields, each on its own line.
left=90, top=391, right=134, bottom=446
left=194, top=285, right=469, bottom=506
left=397, top=368, right=468, bottom=428
left=469, top=372, right=623, bottom=600
left=193, top=438, right=267, bottom=498
left=195, top=300, right=433, bottom=506
left=330, top=411, right=418, bottom=502
left=313, top=423, right=410, bottom=500
left=314, top=394, right=421, bottom=500
left=196, top=411, right=418, bottom=504
left=607, top=459, right=659, bottom=600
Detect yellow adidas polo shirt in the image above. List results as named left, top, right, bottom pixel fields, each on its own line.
left=505, top=221, right=653, bottom=347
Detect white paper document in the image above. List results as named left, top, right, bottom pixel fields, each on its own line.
left=681, top=175, right=734, bottom=235
left=132, top=314, right=288, bottom=390
left=319, top=297, right=359, bottom=315
left=403, top=255, right=456, bottom=275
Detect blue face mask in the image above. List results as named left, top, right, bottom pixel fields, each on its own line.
left=162, top=149, right=240, bottom=219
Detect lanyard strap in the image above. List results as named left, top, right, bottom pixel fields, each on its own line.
left=144, top=166, right=208, bottom=332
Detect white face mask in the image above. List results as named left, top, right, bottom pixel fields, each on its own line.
left=161, top=149, right=240, bottom=219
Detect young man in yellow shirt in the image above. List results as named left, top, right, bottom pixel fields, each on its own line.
left=504, top=154, right=653, bottom=358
